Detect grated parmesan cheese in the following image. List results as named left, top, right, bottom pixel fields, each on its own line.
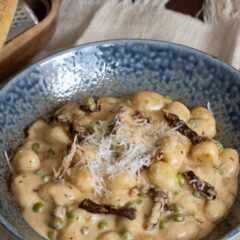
left=207, top=101, right=214, bottom=115
left=4, top=151, right=13, bottom=173
left=75, top=116, right=181, bottom=196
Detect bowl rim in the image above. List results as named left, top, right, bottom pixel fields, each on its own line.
left=1, top=38, right=240, bottom=93
left=0, top=39, right=240, bottom=240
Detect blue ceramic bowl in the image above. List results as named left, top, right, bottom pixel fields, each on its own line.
left=0, top=40, right=239, bottom=240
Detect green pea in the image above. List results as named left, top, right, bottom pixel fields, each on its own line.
left=173, top=214, right=185, bottom=222
left=47, top=229, right=57, bottom=239
left=81, top=227, right=89, bottom=235
left=58, top=109, right=68, bottom=115
left=32, top=202, right=44, bottom=213
left=159, top=220, right=167, bottom=229
left=42, top=175, right=52, bottom=183
left=45, top=148, right=55, bottom=158
left=56, top=109, right=71, bottom=122
left=177, top=173, right=185, bottom=186
left=214, top=141, right=224, bottom=152
left=49, top=217, right=63, bottom=230
left=173, top=190, right=181, bottom=196
left=192, top=190, right=202, bottom=199
left=135, top=198, right=144, bottom=206
left=35, top=169, right=45, bottom=177
left=67, top=210, right=79, bottom=220
left=164, top=95, right=172, bottom=101
left=125, top=202, right=136, bottom=209
left=173, top=203, right=184, bottom=213
left=32, top=142, right=40, bottom=152
left=138, top=192, right=147, bottom=198
left=88, top=124, right=98, bottom=134
left=122, top=230, right=133, bottom=240
left=85, top=97, right=96, bottom=111
left=98, top=220, right=108, bottom=230
left=214, top=166, right=224, bottom=176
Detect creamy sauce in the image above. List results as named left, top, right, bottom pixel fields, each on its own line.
left=11, top=91, right=239, bottom=240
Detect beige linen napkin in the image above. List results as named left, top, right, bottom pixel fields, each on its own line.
left=1, top=0, right=240, bottom=239
left=35, top=0, right=240, bottom=69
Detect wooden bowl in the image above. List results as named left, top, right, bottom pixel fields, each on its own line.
left=0, top=0, right=61, bottom=81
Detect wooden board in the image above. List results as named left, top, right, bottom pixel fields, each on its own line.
left=0, top=0, right=19, bottom=49
left=0, top=0, right=61, bottom=81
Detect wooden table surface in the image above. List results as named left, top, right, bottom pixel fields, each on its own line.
left=1, top=0, right=204, bottom=239
left=166, top=0, right=204, bottom=19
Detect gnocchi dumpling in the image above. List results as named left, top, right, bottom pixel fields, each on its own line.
left=106, top=172, right=137, bottom=191
left=69, top=166, right=94, bottom=192
left=159, top=135, right=187, bottom=170
left=204, top=199, right=226, bottom=222
left=58, top=221, right=83, bottom=240
left=48, top=126, right=71, bottom=145
left=190, top=141, right=219, bottom=166
left=11, top=173, right=42, bottom=208
left=166, top=220, right=199, bottom=240
left=38, top=182, right=81, bottom=206
left=27, top=120, right=49, bottom=138
left=189, top=107, right=216, bottom=138
left=165, top=101, right=190, bottom=122
left=117, top=215, right=143, bottom=232
left=132, top=91, right=166, bottom=112
left=97, top=97, right=124, bottom=121
left=72, top=143, right=98, bottom=165
left=97, top=231, right=121, bottom=240
left=149, top=161, right=177, bottom=190
left=193, top=165, right=216, bottom=186
left=220, top=149, right=239, bottom=177
left=13, top=149, right=40, bottom=172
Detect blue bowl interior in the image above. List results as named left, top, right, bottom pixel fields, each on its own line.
left=0, top=40, right=240, bottom=240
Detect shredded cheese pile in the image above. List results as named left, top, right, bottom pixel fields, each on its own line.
left=75, top=117, right=182, bottom=196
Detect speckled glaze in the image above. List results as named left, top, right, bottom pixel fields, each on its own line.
left=0, top=40, right=239, bottom=240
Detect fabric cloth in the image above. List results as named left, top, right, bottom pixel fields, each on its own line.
left=34, top=0, right=240, bottom=69
left=1, top=0, right=240, bottom=239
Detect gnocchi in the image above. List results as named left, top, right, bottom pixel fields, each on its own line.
left=165, top=101, right=190, bottom=122
left=97, top=231, right=121, bottom=240
left=220, top=149, right=239, bottom=177
left=38, top=182, right=82, bottom=206
left=159, top=135, right=187, bottom=170
left=69, top=166, right=94, bottom=192
left=190, top=107, right=216, bottom=138
left=48, top=126, right=71, bottom=145
left=166, top=220, right=199, bottom=240
left=13, top=149, right=40, bottom=172
left=132, top=91, right=166, bottom=112
left=204, top=199, right=226, bottom=222
left=149, top=161, right=177, bottom=190
left=190, top=141, right=219, bottom=166
left=11, top=173, right=42, bottom=208
left=106, top=172, right=137, bottom=191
